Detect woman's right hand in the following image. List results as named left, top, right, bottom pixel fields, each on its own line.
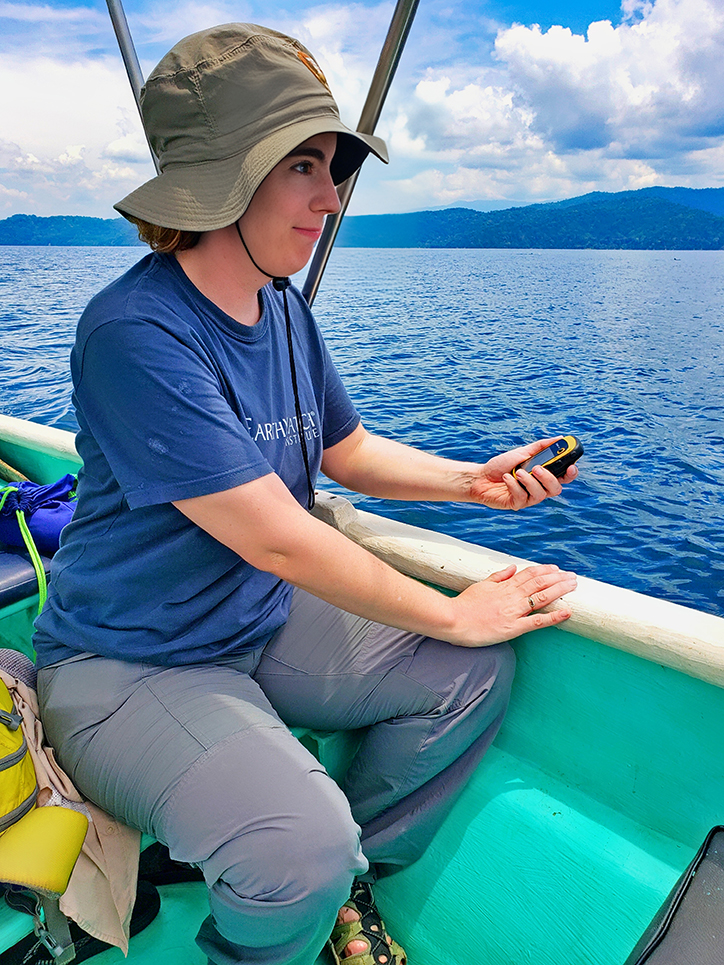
left=447, top=563, right=577, bottom=647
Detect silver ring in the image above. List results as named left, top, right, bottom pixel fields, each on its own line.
left=527, top=595, right=536, bottom=610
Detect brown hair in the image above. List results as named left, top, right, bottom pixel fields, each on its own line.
left=128, top=217, right=201, bottom=254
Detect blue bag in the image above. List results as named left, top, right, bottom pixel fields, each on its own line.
left=0, top=475, right=77, bottom=556
left=0, top=475, right=77, bottom=614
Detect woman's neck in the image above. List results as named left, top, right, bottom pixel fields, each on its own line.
left=175, top=226, right=268, bottom=326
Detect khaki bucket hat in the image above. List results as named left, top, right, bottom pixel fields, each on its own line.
left=115, top=23, right=388, bottom=232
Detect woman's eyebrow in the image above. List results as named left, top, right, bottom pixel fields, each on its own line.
left=285, top=147, right=327, bottom=161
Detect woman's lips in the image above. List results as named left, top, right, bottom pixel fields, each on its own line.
left=294, top=227, right=323, bottom=241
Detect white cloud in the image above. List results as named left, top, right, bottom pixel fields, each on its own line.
left=0, top=54, right=154, bottom=216
left=494, top=0, right=724, bottom=156
left=2, top=0, right=723, bottom=217
left=135, top=0, right=253, bottom=50
left=0, top=183, right=29, bottom=210
left=356, top=0, right=724, bottom=211
left=0, top=1, right=102, bottom=23
left=408, top=73, right=539, bottom=158
left=0, top=1, right=109, bottom=61
left=362, top=152, right=663, bottom=213
left=0, top=2, right=394, bottom=216
left=290, top=3, right=397, bottom=130
left=103, top=132, right=152, bottom=165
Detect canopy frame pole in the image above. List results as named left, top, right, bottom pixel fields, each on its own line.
left=302, top=0, right=420, bottom=305
left=105, top=0, right=160, bottom=174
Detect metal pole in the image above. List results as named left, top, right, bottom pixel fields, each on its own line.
left=302, top=0, right=419, bottom=305
left=105, top=0, right=160, bottom=173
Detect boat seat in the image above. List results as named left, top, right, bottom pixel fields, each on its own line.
left=0, top=548, right=51, bottom=608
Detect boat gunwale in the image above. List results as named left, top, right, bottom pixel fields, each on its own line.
left=0, top=413, right=81, bottom=467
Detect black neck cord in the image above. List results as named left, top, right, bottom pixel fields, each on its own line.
left=235, top=222, right=315, bottom=511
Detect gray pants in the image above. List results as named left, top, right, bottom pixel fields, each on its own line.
left=38, top=588, right=514, bottom=965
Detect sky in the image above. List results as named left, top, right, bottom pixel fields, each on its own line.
left=1, top=0, right=723, bottom=218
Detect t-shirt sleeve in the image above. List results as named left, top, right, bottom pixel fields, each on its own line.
left=74, top=317, right=273, bottom=509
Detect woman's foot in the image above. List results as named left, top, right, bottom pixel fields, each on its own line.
left=328, top=881, right=406, bottom=964
left=336, top=903, right=393, bottom=960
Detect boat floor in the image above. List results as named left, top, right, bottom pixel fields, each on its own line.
left=0, top=882, right=330, bottom=964
left=0, top=737, right=683, bottom=964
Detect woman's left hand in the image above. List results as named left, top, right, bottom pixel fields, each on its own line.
left=471, top=437, right=579, bottom=511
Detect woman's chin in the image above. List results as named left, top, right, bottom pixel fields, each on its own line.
left=270, top=255, right=314, bottom=280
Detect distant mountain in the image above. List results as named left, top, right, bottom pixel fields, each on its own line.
left=424, top=199, right=531, bottom=213
left=337, top=189, right=724, bottom=250
left=2, top=187, right=724, bottom=249
left=549, top=186, right=724, bottom=219
left=0, top=214, right=141, bottom=247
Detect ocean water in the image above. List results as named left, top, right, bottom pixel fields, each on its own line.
left=0, top=245, right=722, bottom=618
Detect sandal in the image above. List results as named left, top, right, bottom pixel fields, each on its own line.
left=327, top=881, right=407, bottom=965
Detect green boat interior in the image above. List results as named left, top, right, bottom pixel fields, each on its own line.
left=2, top=428, right=724, bottom=964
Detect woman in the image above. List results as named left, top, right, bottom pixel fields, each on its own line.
left=34, top=23, right=578, bottom=965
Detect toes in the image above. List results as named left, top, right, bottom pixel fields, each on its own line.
left=344, top=939, right=370, bottom=958
left=337, top=906, right=361, bottom=925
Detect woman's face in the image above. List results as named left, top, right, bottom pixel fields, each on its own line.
left=238, top=132, right=341, bottom=278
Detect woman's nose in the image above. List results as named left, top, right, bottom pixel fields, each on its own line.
left=315, top=170, right=342, bottom=216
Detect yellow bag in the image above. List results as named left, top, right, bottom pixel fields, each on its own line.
left=0, top=675, right=89, bottom=964
left=0, top=678, right=38, bottom=834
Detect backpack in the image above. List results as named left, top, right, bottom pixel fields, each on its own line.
left=0, top=651, right=88, bottom=964
left=1, top=677, right=37, bottom=832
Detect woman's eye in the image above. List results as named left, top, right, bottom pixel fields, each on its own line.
left=293, top=160, right=313, bottom=174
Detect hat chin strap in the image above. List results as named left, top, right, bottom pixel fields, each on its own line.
left=235, top=221, right=315, bottom=511
left=235, top=221, right=289, bottom=291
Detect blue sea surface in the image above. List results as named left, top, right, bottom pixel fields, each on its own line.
left=0, top=245, right=722, bottom=617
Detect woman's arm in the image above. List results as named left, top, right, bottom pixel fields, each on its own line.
left=321, top=423, right=578, bottom=511
left=173, top=471, right=577, bottom=648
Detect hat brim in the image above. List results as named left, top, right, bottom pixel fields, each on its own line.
left=115, top=118, right=388, bottom=232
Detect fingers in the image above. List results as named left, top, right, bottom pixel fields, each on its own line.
left=503, top=464, right=563, bottom=508
left=485, top=564, right=517, bottom=583
left=451, top=563, right=578, bottom=646
left=526, top=435, right=564, bottom=456
left=519, top=565, right=577, bottom=614
left=520, top=605, right=574, bottom=632
left=501, top=472, right=529, bottom=509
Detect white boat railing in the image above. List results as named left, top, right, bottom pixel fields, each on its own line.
left=312, top=491, right=724, bottom=690
left=0, top=414, right=81, bottom=466
left=1, top=413, right=722, bottom=689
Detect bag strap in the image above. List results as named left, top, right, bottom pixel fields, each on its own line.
left=6, top=889, right=76, bottom=964
left=0, top=486, right=48, bottom=615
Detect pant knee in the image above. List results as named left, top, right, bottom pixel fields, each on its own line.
left=217, top=769, right=361, bottom=888
left=206, top=771, right=365, bottom=948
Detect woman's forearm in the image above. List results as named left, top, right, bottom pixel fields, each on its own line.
left=321, top=424, right=482, bottom=502
left=321, top=424, right=577, bottom=513
left=175, top=472, right=458, bottom=636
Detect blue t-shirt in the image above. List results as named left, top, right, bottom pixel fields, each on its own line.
left=33, top=253, right=359, bottom=668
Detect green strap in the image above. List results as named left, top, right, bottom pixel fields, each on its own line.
left=0, top=486, right=47, bottom=615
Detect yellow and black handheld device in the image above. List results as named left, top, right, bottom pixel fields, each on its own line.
left=513, top=435, right=584, bottom=481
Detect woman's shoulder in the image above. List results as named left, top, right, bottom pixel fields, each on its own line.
left=77, top=252, right=210, bottom=343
